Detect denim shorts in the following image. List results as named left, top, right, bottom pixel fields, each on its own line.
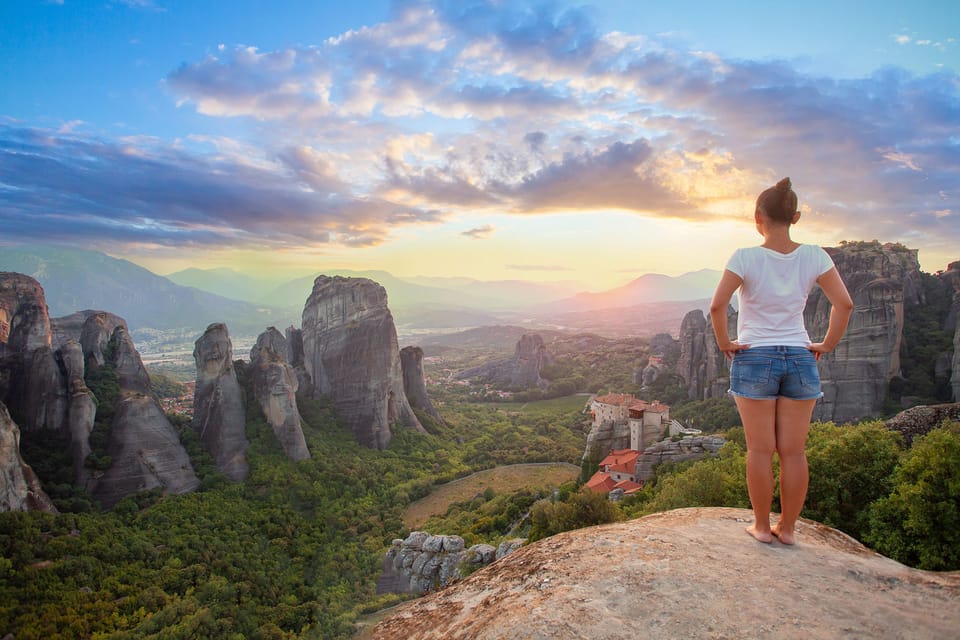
left=729, top=346, right=823, bottom=400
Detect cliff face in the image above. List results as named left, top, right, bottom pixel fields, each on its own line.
left=454, top=333, right=554, bottom=390
left=192, top=323, right=249, bottom=480
left=301, top=276, right=424, bottom=449
left=634, top=435, right=725, bottom=481
left=249, top=327, right=310, bottom=462
left=675, top=308, right=734, bottom=401
left=372, top=507, right=960, bottom=640
left=400, top=346, right=443, bottom=424
left=0, top=401, right=56, bottom=513
left=937, top=261, right=960, bottom=401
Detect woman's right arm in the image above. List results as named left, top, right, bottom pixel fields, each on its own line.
left=710, top=269, right=746, bottom=358
left=808, top=267, right=854, bottom=360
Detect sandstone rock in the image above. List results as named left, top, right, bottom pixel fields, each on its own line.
left=454, top=334, right=554, bottom=390
left=192, top=323, right=249, bottom=480
left=301, top=276, right=424, bottom=449
left=92, top=393, right=200, bottom=508
left=884, top=403, right=960, bottom=446
left=249, top=327, right=310, bottom=462
left=372, top=507, right=960, bottom=640
left=284, top=326, right=312, bottom=392
left=111, top=325, right=152, bottom=394
left=76, top=311, right=127, bottom=369
left=582, top=418, right=632, bottom=463
left=400, top=346, right=443, bottom=424
left=0, top=401, right=56, bottom=513
left=675, top=307, right=733, bottom=401
left=936, top=261, right=960, bottom=401
left=808, top=242, right=922, bottom=423
left=495, top=538, right=527, bottom=560
left=379, top=531, right=517, bottom=595
left=59, top=339, right=96, bottom=485
left=634, top=435, right=725, bottom=482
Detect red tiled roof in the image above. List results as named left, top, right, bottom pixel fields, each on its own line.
left=612, top=479, right=643, bottom=494
left=599, top=448, right=640, bottom=470
left=594, top=394, right=669, bottom=414
left=593, top=393, right=636, bottom=406
left=585, top=471, right=617, bottom=493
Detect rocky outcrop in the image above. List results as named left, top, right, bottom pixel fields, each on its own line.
left=807, top=242, right=923, bottom=423
left=92, top=393, right=200, bottom=508
left=400, top=346, right=443, bottom=424
left=372, top=507, right=960, bottom=640
left=675, top=308, right=733, bottom=401
left=0, top=401, right=56, bottom=513
left=301, top=276, right=424, bottom=449
left=379, top=531, right=525, bottom=595
left=249, top=327, right=310, bottom=461
left=884, top=403, right=960, bottom=446
left=937, top=261, right=960, bottom=401
left=454, top=334, right=554, bottom=390
left=192, top=323, right=249, bottom=480
left=634, top=435, right=725, bottom=482
left=582, top=418, right=632, bottom=462
left=59, top=339, right=96, bottom=485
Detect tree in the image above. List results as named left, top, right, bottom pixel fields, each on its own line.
left=864, top=422, right=960, bottom=570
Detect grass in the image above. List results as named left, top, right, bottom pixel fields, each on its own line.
left=495, top=394, right=591, bottom=414
left=402, top=462, right=579, bottom=529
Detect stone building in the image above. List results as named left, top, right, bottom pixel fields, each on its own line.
left=589, top=393, right=670, bottom=451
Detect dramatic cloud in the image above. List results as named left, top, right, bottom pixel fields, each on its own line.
left=4, top=0, right=958, bottom=263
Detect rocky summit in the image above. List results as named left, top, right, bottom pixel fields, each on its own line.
left=301, top=276, right=424, bottom=449
left=192, top=323, right=249, bottom=481
left=454, top=333, right=554, bottom=390
left=249, top=327, right=310, bottom=462
left=371, top=507, right=960, bottom=640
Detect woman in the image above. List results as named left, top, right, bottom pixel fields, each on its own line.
left=710, top=178, right=853, bottom=544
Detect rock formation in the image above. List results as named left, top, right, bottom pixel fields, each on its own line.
left=583, top=418, right=632, bottom=462
left=192, top=323, right=249, bottom=480
left=807, top=242, right=923, bottom=423
left=301, top=276, right=424, bottom=449
left=0, top=401, right=56, bottom=513
left=884, top=402, right=960, bottom=446
left=58, top=339, right=96, bottom=484
left=92, top=392, right=200, bottom=508
left=249, top=327, right=310, bottom=461
left=372, top=507, right=960, bottom=640
left=400, top=346, right=443, bottom=424
left=675, top=307, right=734, bottom=401
left=936, top=261, right=960, bottom=401
left=379, top=531, right=525, bottom=595
left=454, top=333, right=554, bottom=390
left=634, top=435, right=726, bottom=481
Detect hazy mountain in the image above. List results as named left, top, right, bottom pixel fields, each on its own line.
left=406, top=276, right=583, bottom=308
left=544, top=269, right=721, bottom=312
left=0, top=246, right=294, bottom=333
left=165, top=267, right=280, bottom=304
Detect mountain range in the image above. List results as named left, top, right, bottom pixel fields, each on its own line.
left=1, top=245, right=721, bottom=336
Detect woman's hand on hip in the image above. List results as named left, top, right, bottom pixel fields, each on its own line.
left=718, top=341, right=749, bottom=360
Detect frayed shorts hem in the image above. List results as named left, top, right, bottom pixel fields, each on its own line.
left=727, top=389, right=823, bottom=401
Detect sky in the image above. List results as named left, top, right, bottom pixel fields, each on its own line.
left=1, top=0, right=958, bottom=290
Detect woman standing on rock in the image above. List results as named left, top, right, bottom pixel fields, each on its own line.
left=709, top=178, right=853, bottom=544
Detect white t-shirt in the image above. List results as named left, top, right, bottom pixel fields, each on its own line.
left=725, top=244, right=836, bottom=347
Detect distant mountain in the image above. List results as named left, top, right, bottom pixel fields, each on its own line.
left=165, top=267, right=280, bottom=304
left=405, top=276, right=582, bottom=309
left=544, top=269, right=720, bottom=312
left=0, top=246, right=294, bottom=333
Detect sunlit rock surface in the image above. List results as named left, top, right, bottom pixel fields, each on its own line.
left=250, top=327, right=310, bottom=461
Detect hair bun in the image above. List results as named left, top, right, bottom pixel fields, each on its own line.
left=775, top=177, right=792, bottom=191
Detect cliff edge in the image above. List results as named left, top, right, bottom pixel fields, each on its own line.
left=371, top=507, right=959, bottom=640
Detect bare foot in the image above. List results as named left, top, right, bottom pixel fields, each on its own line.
left=745, top=525, right=773, bottom=543
left=771, top=524, right=796, bottom=545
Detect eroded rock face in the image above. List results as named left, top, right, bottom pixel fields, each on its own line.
left=76, top=311, right=127, bottom=369
left=0, top=401, right=56, bottom=513
left=379, top=531, right=523, bottom=595
left=301, top=276, right=424, bottom=449
left=454, top=333, right=554, bottom=390
left=249, top=327, right=310, bottom=462
left=92, top=394, right=200, bottom=508
left=937, top=261, right=960, bottom=402
left=808, top=243, right=922, bottom=423
left=192, top=323, right=248, bottom=480
left=884, top=403, right=960, bottom=446
left=59, top=339, right=95, bottom=485
left=634, top=435, right=725, bottom=482
left=400, top=346, right=443, bottom=424
left=675, top=308, right=734, bottom=401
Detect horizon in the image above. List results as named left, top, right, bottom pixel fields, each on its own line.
left=1, top=1, right=958, bottom=289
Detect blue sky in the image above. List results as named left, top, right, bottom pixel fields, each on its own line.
left=1, top=0, right=957, bottom=287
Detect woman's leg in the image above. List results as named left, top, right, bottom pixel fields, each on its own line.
left=771, top=397, right=817, bottom=544
left=734, top=396, right=777, bottom=542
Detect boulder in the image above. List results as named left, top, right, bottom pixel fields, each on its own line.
left=884, top=403, right=960, bottom=446
left=301, top=276, right=424, bottom=449
left=400, top=346, right=443, bottom=424
left=634, top=435, right=726, bottom=482
left=249, top=327, right=310, bottom=461
left=192, top=323, right=249, bottom=480
left=0, top=401, right=56, bottom=513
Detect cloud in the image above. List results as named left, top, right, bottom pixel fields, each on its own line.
left=0, top=125, right=442, bottom=251
left=461, top=224, right=495, bottom=239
